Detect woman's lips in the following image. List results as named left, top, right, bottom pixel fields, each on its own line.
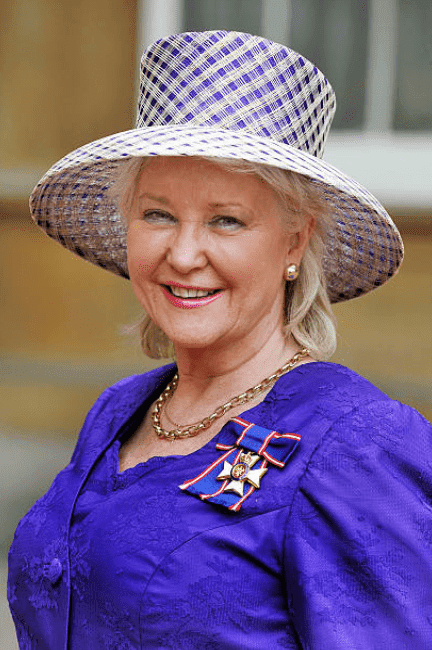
left=161, top=285, right=223, bottom=309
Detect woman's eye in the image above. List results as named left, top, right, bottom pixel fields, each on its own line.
left=209, top=216, right=245, bottom=230
left=142, top=210, right=175, bottom=224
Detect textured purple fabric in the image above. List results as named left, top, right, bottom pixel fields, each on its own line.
left=7, top=362, right=432, bottom=649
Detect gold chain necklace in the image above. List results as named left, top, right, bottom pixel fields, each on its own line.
left=152, top=347, right=309, bottom=440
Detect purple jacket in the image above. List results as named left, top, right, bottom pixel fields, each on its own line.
left=8, top=362, right=432, bottom=649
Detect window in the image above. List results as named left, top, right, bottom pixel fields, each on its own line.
left=288, top=0, right=370, bottom=130
left=183, top=0, right=262, bottom=36
left=394, top=0, right=432, bottom=131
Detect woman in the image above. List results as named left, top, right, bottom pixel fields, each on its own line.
left=8, top=30, right=432, bottom=649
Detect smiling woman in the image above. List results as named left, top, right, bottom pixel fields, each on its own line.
left=8, top=30, right=432, bottom=650
left=111, top=154, right=335, bottom=360
left=128, top=156, right=305, bottom=366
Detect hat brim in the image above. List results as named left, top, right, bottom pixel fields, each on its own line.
left=30, top=124, right=403, bottom=303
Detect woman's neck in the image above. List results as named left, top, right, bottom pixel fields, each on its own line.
left=169, top=328, right=306, bottom=419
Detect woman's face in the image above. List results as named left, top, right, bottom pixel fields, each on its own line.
left=126, top=157, right=312, bottom=354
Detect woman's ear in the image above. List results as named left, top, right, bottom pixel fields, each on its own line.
left=286, top=217, right=315, bottom=267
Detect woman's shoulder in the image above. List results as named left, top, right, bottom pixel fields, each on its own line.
left=283, top=360, right=390, bottom=401
left=278, top=362, right=432, bottom=520
left=71, top=363, right=176, bottom=459
left=301, top=360, right=430, bottom=426
left=269, top=360, right=394, bottom=429
left=268, top=360, right=431, bottom=463
left=91, top=362, right=176, bottom=413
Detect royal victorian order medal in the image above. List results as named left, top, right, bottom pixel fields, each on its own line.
left=216, top=450, right=268, bottom=496
left=180, top=418, right=302, bottom=512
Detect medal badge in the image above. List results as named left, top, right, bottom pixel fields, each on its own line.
left=216, top=451, right=268, bottom=496
left=180, top=417, right=301, bottom=511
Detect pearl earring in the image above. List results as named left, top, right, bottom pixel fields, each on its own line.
left=284, top=263, right=299, bottom=281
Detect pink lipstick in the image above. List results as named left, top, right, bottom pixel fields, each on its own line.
left=161, top=286, right=223, bottom=309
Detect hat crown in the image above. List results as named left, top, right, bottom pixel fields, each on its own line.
left=137, top=30, right=336, bottom=159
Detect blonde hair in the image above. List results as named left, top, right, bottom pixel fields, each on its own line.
left=110, top=155, right=337, bottom=360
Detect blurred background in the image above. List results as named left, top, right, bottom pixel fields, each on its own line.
left=1, top=0, right=431, bottom=646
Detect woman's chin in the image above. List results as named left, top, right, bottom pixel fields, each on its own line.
left=168, top=329, right=228, bottom=352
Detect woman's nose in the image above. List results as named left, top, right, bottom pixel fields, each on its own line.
left=165, top=223, right=208, bottom=273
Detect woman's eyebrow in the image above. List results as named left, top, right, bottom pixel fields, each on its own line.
left=138, top=196, right=249, bottom=211
left=138, top=192, right=170, bottom=205
left=208, top=202, right=248, bottom=209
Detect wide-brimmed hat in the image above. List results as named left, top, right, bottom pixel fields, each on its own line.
left=30, top=30, right=403, bottom=303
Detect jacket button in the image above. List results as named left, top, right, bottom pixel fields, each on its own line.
left=45, top=557, right=63, bottom=585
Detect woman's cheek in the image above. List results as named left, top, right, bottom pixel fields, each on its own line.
left=127, top=230, right=159, bottom=276
left=135, top=257, right=155, bottom=275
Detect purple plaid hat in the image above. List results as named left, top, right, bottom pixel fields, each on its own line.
left=29, top=30, right=403, bottom=302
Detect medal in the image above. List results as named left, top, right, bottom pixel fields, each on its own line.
left=180, top=418, right=301, bottom=512
left=216, top=450, right=268, bottom=496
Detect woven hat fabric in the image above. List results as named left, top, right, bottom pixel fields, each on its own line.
left=30, top=30, right=403, bottom=303
left=136, top=31, right=333, bottom=157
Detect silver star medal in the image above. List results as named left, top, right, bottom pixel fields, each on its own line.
left=216, top=450, right=268, bottom=496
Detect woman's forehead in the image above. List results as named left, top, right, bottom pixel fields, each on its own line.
left=136, top=156, right=284, bottom=204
